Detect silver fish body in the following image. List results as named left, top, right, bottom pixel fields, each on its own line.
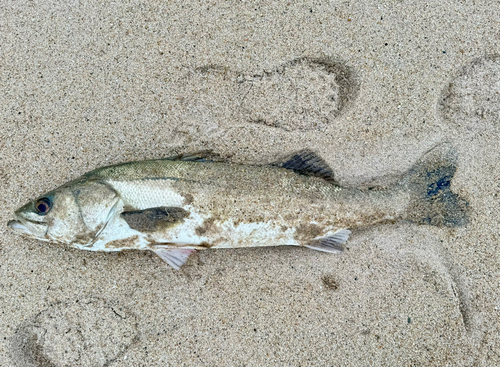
left=8, top=147, right=468, bottom=269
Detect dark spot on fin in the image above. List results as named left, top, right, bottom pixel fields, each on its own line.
left=403, top=143, right=469, bottom=227
left=164, top=150, right=227, bottom=163
left=121, top=207, right=189, bottom=232
left=274, top=149, right=337, bottom=183
left=305, top=229, right=350, bottom=253
left=152, top=247, right=196, bottom=270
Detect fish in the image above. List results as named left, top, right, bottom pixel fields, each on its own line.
left=7, top=145, right=468, bottom=269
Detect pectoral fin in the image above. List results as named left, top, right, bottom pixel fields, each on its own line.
left=121, top=207, right=189, bottom=232
left=153, top=248, right=196, bottom=270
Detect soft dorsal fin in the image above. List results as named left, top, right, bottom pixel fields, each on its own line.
left=274, top=150, right=337, bottom=183
left=164, top=150, right=226, bottom=163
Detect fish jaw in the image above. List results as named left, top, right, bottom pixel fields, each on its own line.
left=8, top=200, right=49, bottom=240
left=7, top=216, right=49, bottom=241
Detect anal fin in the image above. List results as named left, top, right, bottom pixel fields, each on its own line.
left=152, top=247, right=196, bottom=270
left=305, top=229, right=351, bottom=253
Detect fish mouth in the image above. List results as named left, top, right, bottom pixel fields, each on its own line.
left=8, top=219, right=31, bottom=234
left=7, top=219, right=49, bottom=240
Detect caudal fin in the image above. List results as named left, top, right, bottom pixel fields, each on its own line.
left=401, top=143, right=469, bottom=227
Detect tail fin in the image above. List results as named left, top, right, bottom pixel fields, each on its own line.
left=402, top=143, right=469, bottom=227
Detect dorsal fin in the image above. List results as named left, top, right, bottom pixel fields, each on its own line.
left=274, top=150, right=337, bottom=183
left=164, top=150, right=226, bottom=163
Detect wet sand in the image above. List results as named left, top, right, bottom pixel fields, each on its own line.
left=1, top=1, right=499, bottom=366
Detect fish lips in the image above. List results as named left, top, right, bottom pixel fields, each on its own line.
left=7, top=218, right=49, bottom=241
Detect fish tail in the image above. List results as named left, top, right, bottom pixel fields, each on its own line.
left=401, top=143, right=469, bottom=227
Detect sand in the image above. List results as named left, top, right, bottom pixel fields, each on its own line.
left=1, top=1, right=499, bottom=366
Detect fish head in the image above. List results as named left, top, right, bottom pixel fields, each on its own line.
left=8, top=177, right=119, bottom=246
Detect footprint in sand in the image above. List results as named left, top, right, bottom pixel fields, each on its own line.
left=236, top=58, right=358, bottom=131
left=171, top=57, right=358, bottom=134
left=10, top=299, right=138, bottom=367
left=438, top=54, right=500, bottom=133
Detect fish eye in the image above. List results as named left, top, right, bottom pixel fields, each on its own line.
left=35, top=197, right=52, bottom=215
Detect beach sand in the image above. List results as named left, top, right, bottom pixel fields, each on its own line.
left=1, top=1, right=499, bottom=365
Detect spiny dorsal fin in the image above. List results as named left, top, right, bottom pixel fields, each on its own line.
left=164, top=150, right=227, bottom=163
left=274, top=149, right=337, bottom=183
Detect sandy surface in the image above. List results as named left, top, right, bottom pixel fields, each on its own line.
left=1, top=1, right=499, bottom=366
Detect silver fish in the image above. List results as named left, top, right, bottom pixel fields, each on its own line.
left=8, top=146, right=468, bottom=269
